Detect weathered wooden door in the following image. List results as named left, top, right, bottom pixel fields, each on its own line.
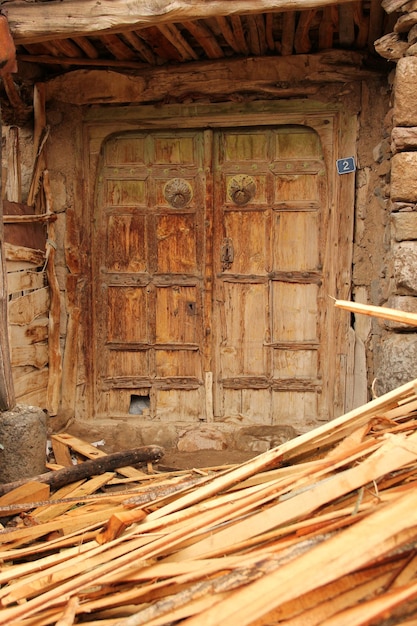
left=94, top=131, right=208, bottom=420
left=94, top=124, right=341, bottom=426
left=212, top=126, right=332, bottom=428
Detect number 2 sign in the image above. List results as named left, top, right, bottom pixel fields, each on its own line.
left=336, top=157, right=356, bottom=175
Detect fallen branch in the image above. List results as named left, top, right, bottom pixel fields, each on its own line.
left=0, top=446, right=164, bottom=496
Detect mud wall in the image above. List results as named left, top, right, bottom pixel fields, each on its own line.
left=2, top=71, right=398, bottom=443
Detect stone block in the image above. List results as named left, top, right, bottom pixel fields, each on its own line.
left=394, top=57, right=417, bottom=126
left=0, top=405, right=47, bottom=482
left=177, top=427, right=227, bottom=452
left=375, top=333, right=417, bottom=395
left=233, top=425, right=298, bottom=453
left=391, top=153, right=417, bottom=202
left=394, top=241, right=417, bottom=294
left=385, top=295, right=417, bottom=330
left=392, top=212, right=417, bottom=240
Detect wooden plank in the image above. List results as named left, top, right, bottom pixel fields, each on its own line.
left=166, top=432, right=417, bottom=561
left=9, top=317, right=48, bottom=345
left=31, top=474, right=115, bottom=522
left=215, top=16, right=243, bottom=54
left=0, top=203, right=15, bottom=409
left=318, top=6, right=337, bottom=49
left=51, top=438, right=73, bottom=467
left=7, top=268, right=45, bottom=296
left=4, top=126, right=21, bottom=202
left=230, top=15, right=250, bottom=54
left=13, top=366, right=48, bottom=399
left=60, top=305, right=80, bottom=415
left=294, top=9, right=316, bottom=53
left=334, top=299, right=417, bottom=326
left=157, top=23, right=198, bottom=60
left=27, top=83, right=48, bottom=207
left=182, top=20, right=224, bottom=58
left=0, top=482, right=50, bottom=516
left=3, top=382, right=417, bottom=623
left=51, top=433, right=148, bottom=479
left=4, top=242, right=45, bottom=264
left=8, top=287, right=49, bottom=325
left=11, top=342, right=48, bottom=368
left=5, top=0, right=362, bottom=45
left=338, top=4, right=355, bottom=46
left=43, top=171, right=62, bottom=415
left=3, top=213, right=56, bottom=223
left=182, top=490, right=417, bottom=626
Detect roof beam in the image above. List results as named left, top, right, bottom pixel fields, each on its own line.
left=4, top=0, right=362, bottom=45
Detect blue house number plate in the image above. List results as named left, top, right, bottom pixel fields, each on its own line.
left=336, top=157, right=356, bottom=175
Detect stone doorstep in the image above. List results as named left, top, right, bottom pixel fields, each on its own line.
left=52, top=417, right=300, bottom=455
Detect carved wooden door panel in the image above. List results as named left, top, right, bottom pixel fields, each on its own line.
left=213, top=126, right=331, bottom=428
left=94, top=131, right=208, bottom=420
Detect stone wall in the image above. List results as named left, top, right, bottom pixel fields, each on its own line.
left=373, top=7, right=417, bottom=394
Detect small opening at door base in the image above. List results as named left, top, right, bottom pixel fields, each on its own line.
left=129, top=394, right=150, bottom=415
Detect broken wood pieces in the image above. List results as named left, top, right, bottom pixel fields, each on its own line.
left=2, top=381, right=417, bottom=623
left=51, top=432, right=150, bottom=479
left=0, top=444, right=164, bottom=497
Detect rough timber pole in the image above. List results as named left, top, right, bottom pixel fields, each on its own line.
left=0, top=102, right=15, bottom=411
left=0, top=15, right=17, bottom=409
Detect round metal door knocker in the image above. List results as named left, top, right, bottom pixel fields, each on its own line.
left=164, top=178, right=193, bottom=208
left=228, top=174, right=256, bottom=206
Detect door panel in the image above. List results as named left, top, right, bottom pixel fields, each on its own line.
left=94, top=131, right=206, bottom=418
left=213, top=126, right=328, bottom=428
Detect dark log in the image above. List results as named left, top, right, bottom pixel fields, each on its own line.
left=0, top=445, right=165, bottom=496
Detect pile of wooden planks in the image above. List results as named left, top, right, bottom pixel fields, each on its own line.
left=2, top=373, right=417, bottom=624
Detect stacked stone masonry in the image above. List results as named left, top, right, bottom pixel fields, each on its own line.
left=375, top=3, right=417, bottom=393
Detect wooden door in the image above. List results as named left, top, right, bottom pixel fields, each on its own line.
left=93, top=124, right=343, bottom=426
left=213, top=126, right=332, bottom=429
left=94, top=131, right=208, bottom=420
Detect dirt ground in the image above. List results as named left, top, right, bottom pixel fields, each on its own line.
left=156, top=448, right=256, bottom=471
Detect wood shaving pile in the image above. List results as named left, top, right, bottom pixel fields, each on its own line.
left=2, top=377, right=417, bottom=624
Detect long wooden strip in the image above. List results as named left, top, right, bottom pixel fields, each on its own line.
left=31, top=473, right=115, bottom=522
left=180, top=490, right=417, bottom=626
left=0, top=482, right=50, bottom=516
left=320, top=579, right=417, bottom=626
left=334, top=299, right=417, bottom=326
left=165, top=432, right=417, bottom=561
left=146, top=379, right=417, bottom=522
left=255, top=561, right=408, bottom=626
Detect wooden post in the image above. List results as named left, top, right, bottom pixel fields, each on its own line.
left=0, top=102, right=16, bottom=410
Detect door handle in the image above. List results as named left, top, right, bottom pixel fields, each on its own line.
left=221, top=237, right=234, bottom=271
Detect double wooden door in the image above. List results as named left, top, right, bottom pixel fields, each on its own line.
left=94, top=124, right=340, bottom=427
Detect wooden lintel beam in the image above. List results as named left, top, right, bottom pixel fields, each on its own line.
left=4, top=0, right=362, bottom=45
left=43, top=52, right=384, bottom=107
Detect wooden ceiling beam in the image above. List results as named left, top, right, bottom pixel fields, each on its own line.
left=4, top=0, right=366, bottom=45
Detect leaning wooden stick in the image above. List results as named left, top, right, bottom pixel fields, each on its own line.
left=0, top=445, right=164, bottom=496
left=334, top=299, right=417, bottom=327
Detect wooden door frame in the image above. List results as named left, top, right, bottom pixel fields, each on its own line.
left=81, top=99, right=357, bottom=420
